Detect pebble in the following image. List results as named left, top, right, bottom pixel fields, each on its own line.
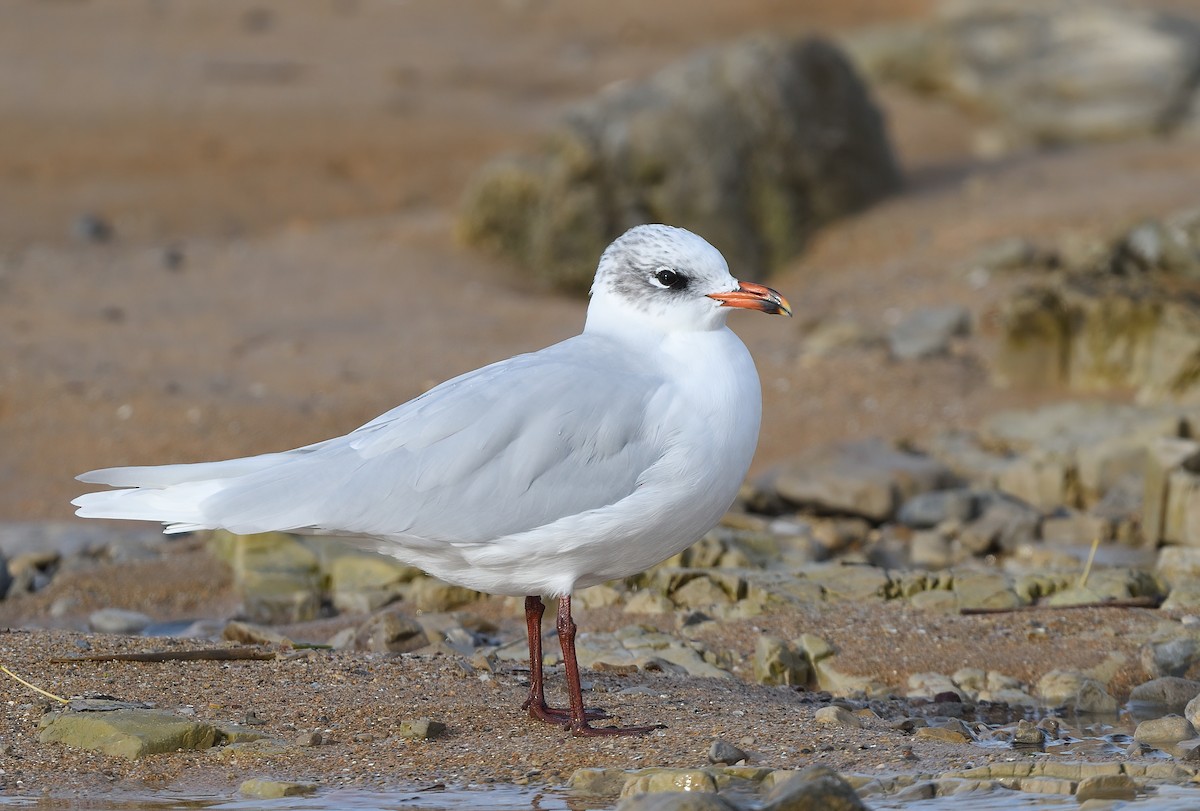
left=914, top=725, right=971, bottom=744
left=396, top=717, right=446, bottom=740
left=813, top=706, right=861, bottom=729
left=87, top=608, right=153, bottom=635
left=706, top=738, right=747, bottom=765
left=71, top=213, right=114, bottom=243
left=887, top=305, right=970, bottom=360
left=1010, top=719, right=1045, bottom=746
left=238, top=779, right=319, bottom=799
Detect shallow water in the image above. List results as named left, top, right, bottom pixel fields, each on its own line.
left=0, top=785, right=576, bottom=811
left=4, top=783, right=1200, bottom=810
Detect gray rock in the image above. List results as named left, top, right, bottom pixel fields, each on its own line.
left=1075, top=774, right=1138, bottom=802
left=888, top=306, right=970, bottom=360
left=0, top=553, right=11, bottom=599
left=909, top=530, right=962, bottom=570
left=1110, top=211, right=1200, bottom=279
left=396, top=718, right=446, bottom=740
left=1010, top=719, right=1045, bottom=746
left=859, top=0, right=1200, bottom=147
left=763, top=765, right=868, bottom=811
left=72, top=212, right=114, bottom=243
left=951, top=571, right=1022, bottom=612
left=563, top=625, right=730, bottom=680
left=1036, top=669, right=1118, bottom=713
left=957, top=493, right=1040, bottom=555
left=813, top=706, right=861, bottom=730
left=238, top=779, right=319, bottom=799
left=1157, top=545, right=1200, bottom=589
left=621, top=770, right=719, bottom=797
left=1142, top=635, right=1200, bottom=679
left=897, top=488, right=979, bottom=529
left=39, top=709, right=219, bottom=760
left=209, top=531, right=323, bottom=624
left=221, top=620, right=293, bottom=647
left=458, top=34, right=901, bottom=294
left=771, top=439, right=956, bottom=521
left=1129, top=677, right=1200, bottom=712
left=87, top=608, right=154, bottom=635
left=616, top=792, right=738, bottom=811
left=1185, top=694, right=1200, bottom=729
left=406, top=576, right=484, bottom=612
left=966, top=236, right=1049, bottom=274
left=707, top=738, right=748, bottom=765
left=906, top=672, right=961, bottom=701
left=995, top=274, right=1200, bottom=406
left=1134, top=714, right=1196, bottom=745
left=325, top=550, right=417, bottom=614
left=753, top=636, right=808, bottom=686
left=351, top=609, right=428, bottom=654
left=914, top=722, right=972, bottom=744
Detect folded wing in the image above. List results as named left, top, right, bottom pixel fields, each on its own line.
left=74, top=336, right=670, bottom=543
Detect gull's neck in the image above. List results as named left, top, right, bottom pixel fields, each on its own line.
left=583, top=292, right=730, bottom=338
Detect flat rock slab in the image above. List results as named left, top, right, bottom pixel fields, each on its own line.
left=771, top=439, right=955, bottom=521
left=39, top=708, right=219, bottom=760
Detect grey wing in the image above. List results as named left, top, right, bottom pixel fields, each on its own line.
left=193, top=342, right=670, bottom=542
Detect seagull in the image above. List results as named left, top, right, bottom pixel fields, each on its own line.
left=72, top=224, right=791, bottom=735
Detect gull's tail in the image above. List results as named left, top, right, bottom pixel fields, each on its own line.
left=72, top=453, right=295, bottom=533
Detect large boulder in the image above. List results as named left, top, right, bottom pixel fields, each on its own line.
left=459, top=35, right=901, bottom=294
left=993, top=272, right=1200, bottom=403
left=849, top=0, right=1200, bottom=147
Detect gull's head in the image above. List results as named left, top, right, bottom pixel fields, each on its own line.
left=586, top=224, right=791, bottom=334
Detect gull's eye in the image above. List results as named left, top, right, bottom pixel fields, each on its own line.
left=652, top=267, right=687, bottom=290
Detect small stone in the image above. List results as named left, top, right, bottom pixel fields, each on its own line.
left=914, top=726, right=970, bottom=744
left=814, top=706, right=861, bottom=730
left=888, top=305, right=970, bottom=360
left=707, top=738, right=748, bottom=765
left=293, top=731, right=323, bottom=747
left=897, top=488, right=979, bottom=529
left=396, top=717, right=446, bottom=740
left=222, top=620, right=293, bottom=646
left=87, top=608, right=153, bottom=635
left=352, top=609, right=427, bottom=653
left=1074, top=774, right=1137, bottom=802
left=72, top=212, right=114, bottom=243
left=238, top=779, right=319, bottom=799
left=1011, top=719, right=1045, bottom=746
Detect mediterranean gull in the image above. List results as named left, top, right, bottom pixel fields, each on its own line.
left=72, top=223, right=792, bottom=735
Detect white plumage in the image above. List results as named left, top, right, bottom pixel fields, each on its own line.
left=73, top=224, right=790, bottom=734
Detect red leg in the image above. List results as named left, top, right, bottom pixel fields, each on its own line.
left=521, top=595, right=604, bottom=725
left=556, top=595, right=662, bottom=736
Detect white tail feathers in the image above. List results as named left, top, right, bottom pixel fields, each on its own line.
left=71, top=478, right=227, bottom=533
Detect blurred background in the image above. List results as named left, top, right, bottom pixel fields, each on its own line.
left=3, top=0, right=1200, bottom=524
